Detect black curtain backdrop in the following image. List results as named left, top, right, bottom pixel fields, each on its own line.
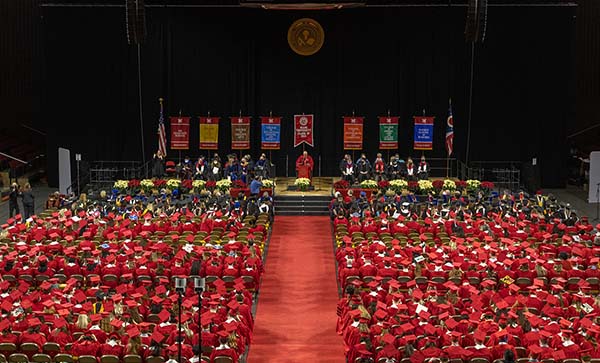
left=40, top=6, right=575, bottom=187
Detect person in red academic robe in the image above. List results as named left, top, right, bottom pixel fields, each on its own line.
left=295, top=151, right=314, bottom=180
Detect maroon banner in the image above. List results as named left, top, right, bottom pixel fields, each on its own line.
left=260, top=116, right=281, bottom=150
left=231, top=116, right=251, bottom=150
left=294, top=114, right=314, bottom=147
left=343, top=116, right=364, bottom=150
left=199, top=116, right=219, bottom=150
left=170, top=116, right=190, bottom=150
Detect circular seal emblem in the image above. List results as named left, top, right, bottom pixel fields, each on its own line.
left=288, top=18, right=324, bottom=56
left=299, top=116, right=308, bottom=126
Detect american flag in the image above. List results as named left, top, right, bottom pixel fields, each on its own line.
left=157, top=99, right=167, bottom=156
left=446, top=100, right=454, bottom=156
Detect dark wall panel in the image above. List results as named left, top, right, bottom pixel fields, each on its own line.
left=40, top=6, right=575, bottom=187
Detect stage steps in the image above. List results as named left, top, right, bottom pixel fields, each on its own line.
left=275, top=195, right=331, bottom=216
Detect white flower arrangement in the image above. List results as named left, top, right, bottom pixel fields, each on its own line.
left=113, top=180, right=128, bottom=191
left=443, top=179, right=456, bottom=191
left=166, top=179, right=181, bottom=190
left=262, top=179, right=275, bottom=188
left=389, top=179, right=408, bottom=192
left=359, top=179, right=378, bottom=189
left=216, top=179, right=232, bottom=192
left=140, top=179, right=154, bottom=193
left=418, top=180, right=434, bottom=193
left=294, top=178, right=311, bottom=189
left=466, top=179, right=481, bottom=191
left=192, top=179, right=206, bottom=190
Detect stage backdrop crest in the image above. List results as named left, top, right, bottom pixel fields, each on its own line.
left=170, top=116, right=190, bottom=150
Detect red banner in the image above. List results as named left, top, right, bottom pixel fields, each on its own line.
left=231, top=117, right=251, bottom=150
left=260, top=116, right=281, bottom=150
left=199, top=117, right=219, bottom=150
left=170, top=116, right=190, bottom=150
left=379, top=116, right=399, bottom=149
left=343, top=116, right=364, bottom=150
left=294, top=114, right=314, bottom=147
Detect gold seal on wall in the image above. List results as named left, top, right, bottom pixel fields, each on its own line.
left=288, top=18, right=324, bottom=56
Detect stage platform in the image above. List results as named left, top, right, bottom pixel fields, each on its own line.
left=274, top=177, right=333, bottom=196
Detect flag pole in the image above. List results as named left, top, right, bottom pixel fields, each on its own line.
left=269, top=110, right=273, bottom=169
left=446, top=99, right=451, bottom=178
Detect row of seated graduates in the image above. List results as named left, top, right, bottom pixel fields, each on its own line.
left=333, top=190, right=600, bottom=363
left=0, top=187, right=273, bottom=363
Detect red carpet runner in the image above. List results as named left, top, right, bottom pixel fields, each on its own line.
left=248, top=216, right=344, bottom=363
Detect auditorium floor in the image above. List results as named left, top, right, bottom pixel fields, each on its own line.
left=0, top=183, right=55, bottom=223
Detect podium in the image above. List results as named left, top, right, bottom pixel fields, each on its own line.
left=296, top=165, right=312, bottom=180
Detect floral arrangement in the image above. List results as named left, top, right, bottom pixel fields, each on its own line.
left=466, top=179, right=481, bottom=191
left=262, top=179, right=275, bottom=188
left=294, top=178, right=311, bottom=190
left=206, top=180, right=217, bottom=190
left=181, top=179, right=193, bottom=191
left=432, top=179, right=444, bottom=191
left=455, top=180, right=467, bottom=189
left=359, top=179, right=378, bottom=189
left=113, top=180, right=128, bottom=192
left=216, top=179, right=232, bottom=192
left=232, top=180, right=246, bottom=188
left=481, top=181, right=495, bottom=190
left=153, top=179, right=167, bottom=188
left=333, top=179, right=350, bottom=189
left=378, top=180, right=390, bottom=190
left=389, top=179, right=408, bottom=193
left=192, top=180, right=206, bottom=190
left=128, top=179, right=140, bottom=188
left=140, top=179, right=155, bottom=193
left=443, top=179, right=457, bottom=191
left=408, top=181, right=419, bottom=193
left=418, top=180, right=434, bottom=194
left=166, top=179, right=181, bottom=190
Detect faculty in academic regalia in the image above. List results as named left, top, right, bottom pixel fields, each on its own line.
left=340, top=154, right=355, bottom=184
left=295, top=151, right=314, bottom=180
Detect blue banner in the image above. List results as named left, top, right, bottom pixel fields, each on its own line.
left=413, top=116, right=434, bottom=150
left=261, top=117, right=281, bottom=150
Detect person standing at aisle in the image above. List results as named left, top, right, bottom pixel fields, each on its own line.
left=21, top=183, right=35, bottom=219
left=8, top=183, right=20, bottom=218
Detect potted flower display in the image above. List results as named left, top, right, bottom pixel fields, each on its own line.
left=113, top=180, right=128, bottom=194
left=140, top=179, right=155, bottom=194
left=418, top=180, right=434, bottom=194
left=294, top=178, right=311, bottom=191
left=389, top=179, right=408, bottom=194
left=216, top=179, right=232, bottom=193
left=466, top=179, right=481, bottom=192
left=192, top=179, right=206, bottom=193
left=359, top=179, right=378, bottom=190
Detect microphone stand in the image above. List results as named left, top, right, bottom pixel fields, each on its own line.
left=178, top=293, right=183, bottom=363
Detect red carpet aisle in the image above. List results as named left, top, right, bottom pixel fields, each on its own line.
left=248, top=216, right=344, bottom=363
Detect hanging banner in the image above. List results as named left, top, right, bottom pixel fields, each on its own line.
left=170, top=116, right=190, bottom=150
left=343, top=116, right=364, bottom=150
left=379, top=116, right=399, bottom=149
left=231, top=116, right=251, bottom=150
left=261, top=116, right=281, bottom=150
left=293, top=114, right=314, bottom=147
left=199, top=116, right=219, bottom=150
left=413, top=116, right=435, bottom=150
